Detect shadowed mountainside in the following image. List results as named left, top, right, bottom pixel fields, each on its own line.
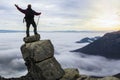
left=73, top=31, right=120, bottom=59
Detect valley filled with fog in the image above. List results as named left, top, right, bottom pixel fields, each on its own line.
left=0, top=32, right=120, bottom=78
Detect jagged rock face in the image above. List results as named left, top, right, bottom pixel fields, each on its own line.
left=73, top=31, right=120, bottom=59
left=21, top=35, right=64, bottom=80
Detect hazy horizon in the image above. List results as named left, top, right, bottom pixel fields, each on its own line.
left=0, top=29, right=115, bottom=32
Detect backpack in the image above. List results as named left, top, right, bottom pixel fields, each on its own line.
left=25, top=9, right=34, bottom=20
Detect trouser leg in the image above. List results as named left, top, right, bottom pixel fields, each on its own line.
left=32, top=21, right=38, bottom=35
left=26, top=23, right=30, bottom=37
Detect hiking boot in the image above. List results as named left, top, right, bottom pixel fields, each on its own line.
left=35, top=32, right=38, bottom=35
left=26, top=34, right=30, bottom=37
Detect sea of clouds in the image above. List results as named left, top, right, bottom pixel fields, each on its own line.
left=0, top=32, right=120, bottom=78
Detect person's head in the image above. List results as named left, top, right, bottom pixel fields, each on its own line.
left=27, top=4, right=31, bottom=9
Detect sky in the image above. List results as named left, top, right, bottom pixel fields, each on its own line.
left=0, top=0, right=120, bottom=31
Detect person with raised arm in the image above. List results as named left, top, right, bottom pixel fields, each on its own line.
left=15, top=4, right=41, bottom=37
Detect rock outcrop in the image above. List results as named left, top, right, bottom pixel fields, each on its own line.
left=0, top=34, right=65, bottom=80
left=73, top=31, right=120, bottom=59
left=21, top=34, right=65, bottom=80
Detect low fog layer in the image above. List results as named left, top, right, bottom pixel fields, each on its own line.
left=0, top=32, right=120, bottom=78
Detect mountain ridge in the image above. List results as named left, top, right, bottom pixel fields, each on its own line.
left=73, top=31, right=120, bottom=59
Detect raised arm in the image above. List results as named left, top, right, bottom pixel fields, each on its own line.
left=15, top=4, right=26, bottom=14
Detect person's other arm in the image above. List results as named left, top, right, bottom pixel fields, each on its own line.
left=33, top=10, right=41, bottom=15
left=15, top=4, right=26, bottom=14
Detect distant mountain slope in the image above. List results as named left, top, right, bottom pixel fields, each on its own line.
left=76, top=36, right=101, bottom=43
left=73, top=31, right=120, bottom=59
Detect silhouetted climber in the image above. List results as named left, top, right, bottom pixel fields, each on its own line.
left=15, top=4, right=41, bottom=37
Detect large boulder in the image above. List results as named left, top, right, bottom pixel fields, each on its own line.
left=36, top=57, right=64, bottom=80
left=21, top=40, right=54, bottom=62
left=23, top=34, right=40, bottom=43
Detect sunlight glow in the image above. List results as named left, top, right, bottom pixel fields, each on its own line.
left=85, top=0, right=120, bottom=31
left=93, top=13, right=120, bottom=28
left=85, top=12, right=120, bottom=31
